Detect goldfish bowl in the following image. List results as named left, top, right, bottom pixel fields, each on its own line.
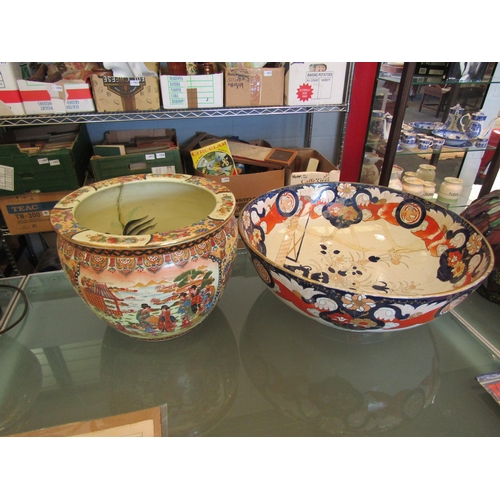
left=50, top=173, right=238, bottom=341
left=238, top=182, right=494, bottom=333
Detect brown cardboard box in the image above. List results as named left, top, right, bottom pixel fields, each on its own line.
left=289, top=149, right=340, bottom=185
left=90, top=75, right=160, bottom=112
left=224, top=67, right=284, bottom=107
left=194, top=167, right=285, bottom=216
left=183, top=131, right=286, bottom=215
left=0, top=190, right=71, bottom=235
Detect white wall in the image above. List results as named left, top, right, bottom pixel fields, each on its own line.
left=460, top=63, right=500, bottom=204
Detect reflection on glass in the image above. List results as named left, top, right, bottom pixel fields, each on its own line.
left=100, top=306, right=239, bottom=436
left=240, top=290, right=440, bottom=436
left=0, top=336, right=42, bottom=435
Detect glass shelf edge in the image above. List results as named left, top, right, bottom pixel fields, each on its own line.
left=366, top=143, right=496, bottom=156
left=378, top=74, right=500, bottom=86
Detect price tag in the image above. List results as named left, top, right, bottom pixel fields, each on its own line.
left=0, top=164, right=14, bottom=191
left=152, top=166, right=176, bottom=174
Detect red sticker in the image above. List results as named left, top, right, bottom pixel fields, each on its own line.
left=296, top=83, right=313, bottom=102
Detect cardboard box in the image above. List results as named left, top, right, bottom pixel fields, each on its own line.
left=90, top=75, right=160, bottom=112
left=90, top=128, right=183, bottom=181
left=184, top=134, right=339, bottom=214
left=63, top=80, right=95, bottom=112
left=18, top=78, right=94, bottom=114
left=284, top=62, right=347, bottom=106
left=0, top=125, right=93, bottom=196
left=0, top=190, right=71, bottom=235
left=182, top=132, right=284, bottom=214
left=224, top=67, right=284, bottom=107
left=288, top=149, right=340, bottom=185
left=160, top=73, right=223, bottom=109
left=0, top=62, right=26, bottom=116
left=17, top=79, right=66, bottom=114
left=194, top=167, right=285, bottom=216
left=91, top=149, right=183, bottom=181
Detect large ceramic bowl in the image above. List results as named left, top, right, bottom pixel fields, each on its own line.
left=238, top=182, right=494, bottom=332
left=432, top=129, right=469, bottom=147
left=51, top=173, right=238, bottom=341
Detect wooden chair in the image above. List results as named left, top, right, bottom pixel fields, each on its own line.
left=418, top=85, right=451, bottom=118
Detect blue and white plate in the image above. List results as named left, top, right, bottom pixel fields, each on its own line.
left=409, top=121, right=444, bottom=134
left=444, top=141, right=473, bottom=149
left=432, top=129, right=469, bottom=147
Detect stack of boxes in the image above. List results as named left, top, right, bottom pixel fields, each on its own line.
left=1, top=62, right=348, bottom=115
left=0, top=62, right=347, bottom=234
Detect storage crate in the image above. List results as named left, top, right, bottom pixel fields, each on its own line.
left=0, top=125, right=92, bottom=196
left=90, top=148, right=183, bottom=181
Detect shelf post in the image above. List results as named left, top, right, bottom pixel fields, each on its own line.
left=379, top=62, right=417, bottom=186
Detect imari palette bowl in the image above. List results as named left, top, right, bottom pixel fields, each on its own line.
left=50, top=174, right=238, bottom=341
left=238, top=182, right=494, bottom=332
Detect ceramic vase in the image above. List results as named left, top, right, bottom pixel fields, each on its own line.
left=402, top=176, right=425, bottom=196
left=50, top=174, right=238, bottom=341
left=359, top=153, right=380, bottom=185
left=438, top=177, right=464, bottom=204
left=368, top=110, right=387, bottom=141
left=422, top=182, right=436, bottom=200
left=416, top=164, right=436, bottom=183
left=403, top=171, right=418, bottom=181
left=464, top=110, right=488, bottom=139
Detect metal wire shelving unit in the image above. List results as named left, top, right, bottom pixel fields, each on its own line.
left=0, top=104, right=348, bottom=127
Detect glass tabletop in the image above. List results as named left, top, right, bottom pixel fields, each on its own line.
left=1, top=250, right=499, bottom=437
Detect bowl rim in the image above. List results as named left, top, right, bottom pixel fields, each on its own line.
left=409, top=121, right=443, bottom=130
left=50, top=173, right=236, bottom=249
left=432, top=129, right=468, bottom=140
left=238, top=181, right=495, bottom=299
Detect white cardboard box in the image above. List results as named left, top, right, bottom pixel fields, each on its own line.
left=17, top=79, right=95, bottom=114
left=160, top=73, right=223, bottom=109
left=63, top=80, right=95, bottom=112
left=17, top=79, right=66, bottom=114
left=0, top=62, right=26, bottom=116
left=285, top=62, right=347, bottom=106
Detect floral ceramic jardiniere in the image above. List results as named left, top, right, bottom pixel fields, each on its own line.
left=51, top=174, right=238, bottom=341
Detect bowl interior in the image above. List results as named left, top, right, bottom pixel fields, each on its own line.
left=75, top=181, right=216, bottom=235
left=239, top=183, right=493, bottom=298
